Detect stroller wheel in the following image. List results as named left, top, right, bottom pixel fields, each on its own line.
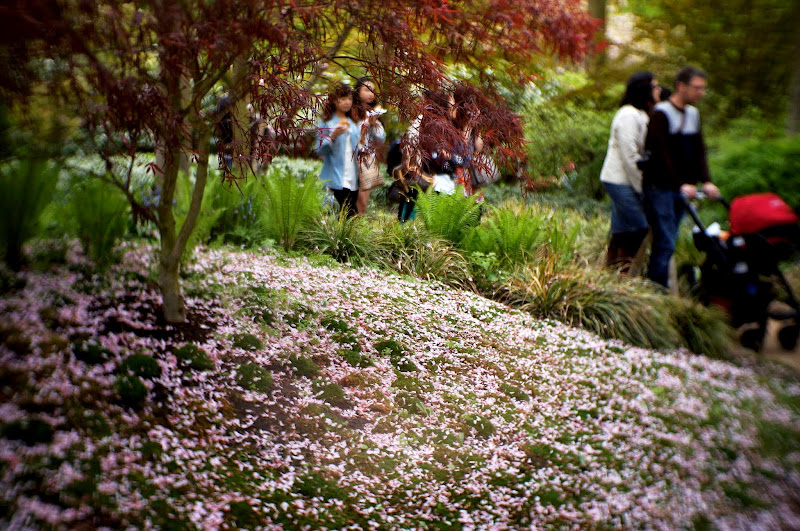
left=777, top=324, right=799, bottom=351
left=740, top=327, right=765, bottom=352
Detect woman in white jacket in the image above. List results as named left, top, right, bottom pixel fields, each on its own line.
left=600, top=72, right=660, bottom=273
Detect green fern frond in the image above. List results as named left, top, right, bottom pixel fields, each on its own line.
left=262, top=169, right=322, bottom=251
left=416, top=187, right=482, bottom=245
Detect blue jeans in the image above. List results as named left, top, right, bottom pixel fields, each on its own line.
left=603, top=182, right=648, bottom=234
left=644, top=187, right=685, bottom=287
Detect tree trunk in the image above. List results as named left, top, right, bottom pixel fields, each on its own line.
left=156, top=125, right=213, bottom=324
left=588, top=0, right=606, bottom=37
left=787, top=31, right=800, bottom=135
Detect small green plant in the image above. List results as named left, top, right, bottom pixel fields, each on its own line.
left=0, top=158, right=60, bottom=270
left=500, top=382, right=530, bottom=402
left=227, top=500, right=260, bottom=529
left=341, top=349, right=373, bottom=368
left=312, top=380, right=345, bottom=403
left=115, top=375, right=148, bottom=408
left=394, top=391, right=430, bottom=415
left=321, top=315, right=352, bottom=334
left=1, top=418, right=54, bottom=445
left=231, top=333, right=263, bottom=351
left=461, top=413, right=496, bottom=438
left=236, top=363, right=274, bottom=393
left=72, top=340, right=112, bottom=365
left=290, top=355, right=320, bottom=378
left=119, top=353, right=162, bottom=379
left=172, top=344, right=214, bottom=371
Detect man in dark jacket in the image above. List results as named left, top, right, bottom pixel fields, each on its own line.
left=642, top=66, right=720, bottom=288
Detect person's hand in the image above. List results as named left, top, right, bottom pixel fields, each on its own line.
left=680, top=183, right=698, bottom=199
left=702, top=181, right=721, bottom=199
left=332, top=121, right=348, bottom=139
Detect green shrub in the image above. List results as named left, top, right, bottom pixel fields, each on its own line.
left=300, top=209, right=378, bottom=266
left=231, top=333, right=263, bottom=351
left=115, top=375, right=148, bottom=408
left=66, top=176, right=130, bottom=269
left=0, top=158, right=59, bottom=269
left=236, top=363, right=274, bottom=393
left=290, top=355, right=320, bottom=378
left=521, top=98, right=612, bottom=200
left=262, top=169, right=322, bottom=251
left=416, top=187, right=483, bottom=246
left=710, top=135, right=800, bottom=210
left=172, top=344, right=214, bottom=371
left=119, top=353, right=162, bottom=379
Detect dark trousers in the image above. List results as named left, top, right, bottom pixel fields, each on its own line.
left=333, top=188, right=359, bottom=218
left=644, top=187, right=685, bottom=287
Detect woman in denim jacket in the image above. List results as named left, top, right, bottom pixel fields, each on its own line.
left=315, top=83, right=361, bottom=218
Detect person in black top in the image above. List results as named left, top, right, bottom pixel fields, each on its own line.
left=642, top=66, right=720, bottom=288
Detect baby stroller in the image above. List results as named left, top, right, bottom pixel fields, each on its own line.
left=684, top=192, right=800, bottom=352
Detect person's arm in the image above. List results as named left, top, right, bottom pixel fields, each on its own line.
left=370, top=119, right=386, bottom=143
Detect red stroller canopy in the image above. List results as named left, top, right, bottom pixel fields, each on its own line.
left=729, top=192, right=799, bottom=236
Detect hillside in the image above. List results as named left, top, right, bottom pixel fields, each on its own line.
left=2, top=243, right=800, bottom=529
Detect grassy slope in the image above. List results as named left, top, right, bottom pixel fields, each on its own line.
left=1, top=243, right=800, bottom=529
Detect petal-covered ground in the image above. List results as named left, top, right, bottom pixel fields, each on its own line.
left=2, top=243, right=800, bottom=529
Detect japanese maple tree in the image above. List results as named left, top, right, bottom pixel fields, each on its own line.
left=2, top=0, right=597, bottom=323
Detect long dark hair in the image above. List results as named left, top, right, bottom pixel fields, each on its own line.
left=321, top=82, right=354, bottom=121
left=352, top=77, right=378, bottom=122
left=620, top=71, right=655, bottom=111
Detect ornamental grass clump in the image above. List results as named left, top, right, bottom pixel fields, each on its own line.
left=300, top=208, right=378, bottom=266
left=0, top=158, right=59, bottom=270
left=373, top=215, right=471, bottom=288
left=64, top=176, right=130, bottom=270
left=665, top=296, right=735, bottom=359
left=500, top=251, right=679, bottom=350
